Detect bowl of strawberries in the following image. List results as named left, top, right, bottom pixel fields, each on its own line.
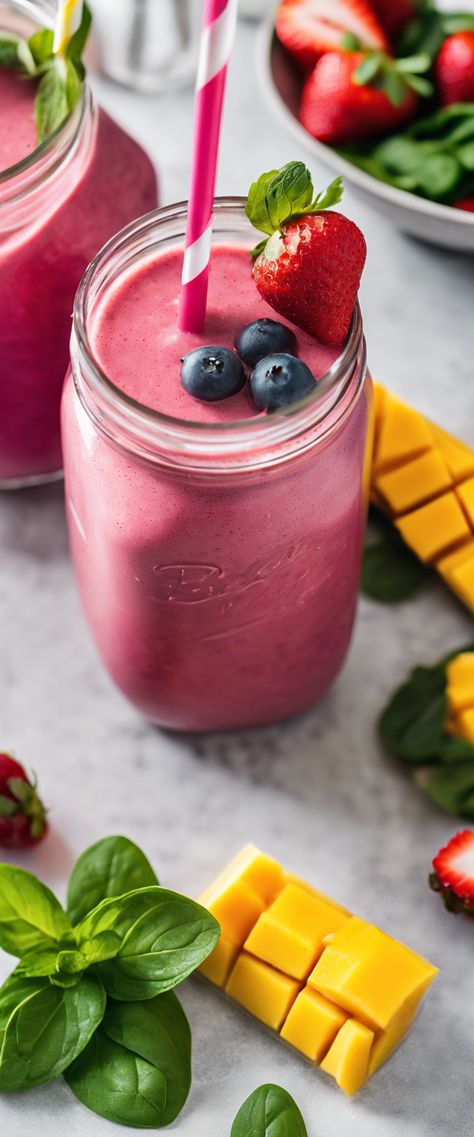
left=259, top=0, right=474, bottom=250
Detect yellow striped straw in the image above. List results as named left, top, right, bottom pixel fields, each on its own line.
left=53, top=0, right=83, bottom=55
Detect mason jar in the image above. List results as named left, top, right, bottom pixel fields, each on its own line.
left=0, top=0, right=158, bottom=488
left=62, top=200, right=372, bottom=732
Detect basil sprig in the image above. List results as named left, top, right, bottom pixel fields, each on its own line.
left=380, top=646, right=474, bottom=819
left=0, top=3, right=91, bottom=144
left=0, top=835, right=219, bottom=1127
left=231, top=1084, right=309, bottom=1137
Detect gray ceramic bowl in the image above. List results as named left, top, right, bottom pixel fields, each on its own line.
left=258, top=18, right=474, bottom=252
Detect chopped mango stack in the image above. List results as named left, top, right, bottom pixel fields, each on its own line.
left=446, top=653, right=474, bottom=745
left=198, top=846, right=438, bottom=1095
left=371, top=385, right=474, bottom=612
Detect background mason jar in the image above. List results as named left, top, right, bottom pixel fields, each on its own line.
left=89, top=0, right=202, bottom=92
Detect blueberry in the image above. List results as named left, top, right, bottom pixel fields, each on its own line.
left=250, top=354, right=316, bottom=412
left=235, top=319, right=297, bottom=368
left=181, top=346, right=246, bottom=402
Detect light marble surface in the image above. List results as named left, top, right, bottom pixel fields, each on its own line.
left=1, top=17, right=474, bottom=1137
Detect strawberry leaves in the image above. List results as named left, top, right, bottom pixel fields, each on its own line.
left=353, top=51, right=433, bottom=107
left=246, top=161, right=343, bottom=243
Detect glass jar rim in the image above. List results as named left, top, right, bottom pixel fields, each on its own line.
left=71, top=197, right=367, bottom=470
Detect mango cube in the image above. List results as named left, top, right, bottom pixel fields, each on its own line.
left=245, top=884, right=349, bottom=980
left=456, top=477, right=474, bottom=527
left=446, top=653, right=474, bottom=716
left=226, top=953, right=299, bottom=1031
left=281, top=987, right=347, bottom=1061
left=373, top=393, right=433, bottom=475
left=445, top=553, right=474, bottom=612
left=429, top=424, right=474, bottom=482
left=321, top=1019, right=375, bottom=1096
left=375, top=449, right=452, bottom=516
left=457, top=708, right=474, bottom=745
left=396, top=493, right=470, bottom=563
left=198, top=844, right=283, bottom=945
left=199, top=935, right=238, bottom=987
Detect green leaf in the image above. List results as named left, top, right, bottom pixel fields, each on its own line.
left=385, top=70, right=409, bottom=108
left=424, top=762, right=474, bottom=820
left=91, top=889, right=220, bottom=1001
left=15, top=38, right=37, bottom=75
left=0, top=796, right=17, bottom=818
left=35, top=64, right=69, bottom=143
left=0, top=974, right=105, bottom=1091
left=67, top=834, right=159, bottom=926
left=81, top=932, right=123, bottom=964
left=417, top=153, right=462, bottom=198
left=28, top=27, right=54, bottom=66
left=66, top=2, right=92, bottom=62
left=66, top=991, right=191, bottom=1128
left=404, top=74, right=434, bottom=97
left=15, top=948, right=62, bottom=978
left=457, top=141, right=474, bottom=172
left=231, top=1084, right=309, bottom=1137
left=65, top=58, right=82, bottom=111
left=409, top=103, right=474, bottom=140
left=246, top=169, right=280, bottom=237
left=361, top=512, right=431, bottom=602
left=353, top=54, right=383, bottom=86
left=443, top=12, right=474, bottom=35
left=0, top=972, right=48, bottom=1032
left=0, top=33, right=21, bottom=67
left=396, top=53, right=432, bottom=75
left=0, top=865, right=72, bottom=957
left=246, top=162, right=342, bottom=245
left=380, top=647, right=474, bottom=769
left=312, top=175, right=344, bottom=211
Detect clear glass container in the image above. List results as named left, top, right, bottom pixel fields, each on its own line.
left=0, top=0, right=158, bottom=488
left=62, top=200, right=372, bottom=732
left=90, top=0, right=200, bottom=93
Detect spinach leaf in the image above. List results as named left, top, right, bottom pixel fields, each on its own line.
left=67, top=834, right=158, bottom=925
left=0, top=973, right=105, bottom=1091
left=424, top=762, right=474, bottom=820
left=95, top=890, right=220, bottom=1001
left=0, top=972, right=48, bottom=1032
left=66, top=991, right=191, bottom=1127
left=362, top=511, right=431, bottom=603
left=0, top=866, right=72, bottom=957
left=380, top=647, right=474, bottom=766
left=231, top=1084, right=308, bottom=1137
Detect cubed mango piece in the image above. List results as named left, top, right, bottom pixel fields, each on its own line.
left=284, top=875, right=351, bottom=916
left=396, top=493, right=470, bottom=563
left=368, top=994, right=419, bottom=1077
left=457, top=708, right=474, bottom=745
left=225, top=952, right=300, bottom=1031
left=199, top=935, right=239, bottom=987
left=445, top=553, right=474, bottom=612
left=446, top=654, right=474, bottom=716
left=308, top=918, right=438, bottom=1032
left=320, top=1019, right=375, bottom=1096
left=198, top=844, right=284, bottom=944
left=429, top=424, right=474, bottom=482
left=456, top=477, right=474, bottom=528
left=281, top=987, right=347, bottom=1062
left=245, top=884, right=349, bottom=980
left=373, top=394, right=433, bottom=475
left=375, top=449, right=452, bottom=517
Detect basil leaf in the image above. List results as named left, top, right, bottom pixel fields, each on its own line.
left=0, top=34, right=21, bottom=67
left=35, top=64, right=69, bottom=144
left=0, top=865, right=72, bottom=957
left=231, top=1084, right=308, bottom=1137
left=28, top=27, right=54, bottom=66
left=95, top=889, right=220, bottom=1001
left=0, top=974, right=105, bottom=1091
left=67, top=834, right=159, bottom=925
left=424, top=762, right=474, bottom=820
left=66, top=991, right=191, bottom=1127
left=81, top=932, right=123, bottom=964
left=0, top=972, right=48, bottom=1032
left=15, top=948, right=62, bottom=978
left=246, top=169, right=281, bottom=236
left=265, top=162, right=314, bottom=232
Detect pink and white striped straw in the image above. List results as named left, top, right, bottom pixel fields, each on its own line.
left=179, top=0, right=238, bottom=334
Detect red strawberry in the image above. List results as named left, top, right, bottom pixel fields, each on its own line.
left=300, top=50, right=418, bottom=144
left=0, top=754, right=48, bottom=848
left=276, top=0, right=389, bottom=72
left=430, top=830, right=474, bottom=915
left=369, top=0, right=415, bottom=43
left=435, top=32, right=474, bottom=106
left=455, top=197, right=474, bottom=212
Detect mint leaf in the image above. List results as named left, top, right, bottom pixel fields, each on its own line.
left=231, top=1084, right=309, bottom=1137
left=28, top=27, right=54, bottom=66
left=246, top=169, right=280, bottom=236
left=35, top=64, right=69, bottom=143
left=0, top=33, right=21, bottom=67
left=246, top=162, right=344, bottom=249
left=66, top=2, right=92, bottom=61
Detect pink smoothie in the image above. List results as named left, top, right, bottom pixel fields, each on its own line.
left=63, top=241, right=370, bottom=731
left=0, top=67, right=158, bottom=484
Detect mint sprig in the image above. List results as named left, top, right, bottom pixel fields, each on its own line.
left=246, top=161, right=344, bottom=254
left=0, top=834, right=219, bottom=1127
left=0, top=3, right=91, bottom=145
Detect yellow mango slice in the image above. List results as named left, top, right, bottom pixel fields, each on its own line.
left=284, top=874, right=351, bottom=916
left=199, top=935, right=239, bottom=987
left=281, top=987, right=347, bottom=1062
left=320, top=1019, right=375, bottom=1096
left=245, top=884, right=349, bottom=980
left=457, top=477, right=474, bottom=527
left=368, top=1002, right=418, bottom=1077
left=226, top=953, right=299, bottom=1031
left=308, top=917, right=438, bottom=1032
left=198, top=844, right=284, bottom=944
left=373, top=392, right=433, bottom=475
left=429, top=424, right=474, bottom=482
left=457, top=708, right=474, bottom=744
left=446, top=653, right=474, bottom=715
left=375, top=449, right=452, bottom=516
left=396, top=493, right=470, bottom=563
left=444, top=552, right=474, bottom=611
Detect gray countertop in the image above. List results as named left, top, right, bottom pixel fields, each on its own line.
left=1, top=17, right=473, bottom=1137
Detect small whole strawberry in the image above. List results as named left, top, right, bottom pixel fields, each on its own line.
left=275, top=0, right=388, bottom=72
left=0, top=753, right=48, bottom=848
left=435, top=31, right=474, bottom=106
left=430, top=830, right=474, bottom=915
left=247, top=163, right=366, bottom=346
left=299, top=49, right=430, bottom=145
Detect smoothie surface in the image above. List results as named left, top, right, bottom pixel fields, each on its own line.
left=92, top=245, right=340, bottom=423
left=0, top=67, right=38, bottom=171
